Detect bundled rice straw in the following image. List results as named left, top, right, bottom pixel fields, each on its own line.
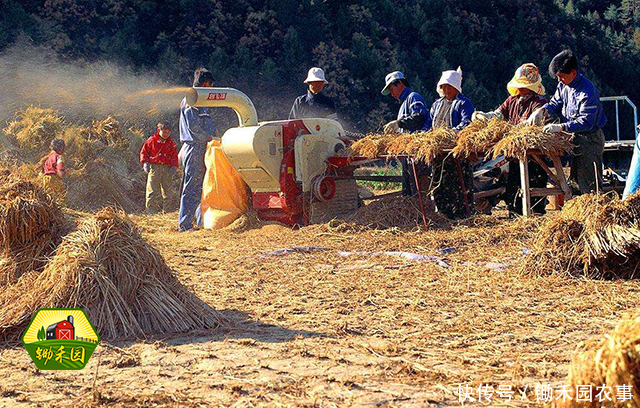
left=3, top=106, right=65, bottom=149
left=558, top=312, right=640, bottom=407
left=522, top=193, right=640, bottom=279
left=386, top=133, right=421, bottom=156
left=342, top=196, right=449, bottom=230
left=349, top=133, right=394, bottom=158
left=0, top=171, right=67, bottom=283
left=412, top=127, right=458, bottom=164
left=492, top=124, right=573, bottom=160
left=0, top=208, right=223, bottom=340
left=453, top=119, right=513, bottom=158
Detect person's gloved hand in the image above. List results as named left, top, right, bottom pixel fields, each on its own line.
left=543, top=123, right=564, bottom=133
left=143, top=163, right=150, bottom=174
left=472, top=111, right=488, bottom=122
left=527, top=107, right=547, bottom=125
left=383, top=120, right=400, bottom=134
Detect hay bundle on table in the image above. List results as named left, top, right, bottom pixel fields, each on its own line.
left=0, top=208, right=223, bottom=341
left=349, top=133, right=394, bottom=158
left=522, top=193, right=640, bottom=279
left=343, top=196, right=449, bottom=230
left=559, top=312, right=640, bottom=408
left=453, top=119, right=513, bottom=158
left=412, top=127, right=458, bottom=164
left=3, top=106, right=65, bottom=149
left=386, top=133, right=421, bottom=156
left=0, top=172, right=67, bottom=283
left=492, top=124, right=573, bottom=160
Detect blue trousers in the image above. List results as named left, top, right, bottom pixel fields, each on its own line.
left=178, top=143, right=207, bottom=231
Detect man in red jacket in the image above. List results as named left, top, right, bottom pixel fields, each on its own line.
left=140, top=121, right=179, bottom=213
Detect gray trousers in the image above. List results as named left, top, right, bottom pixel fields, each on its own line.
left=570, top=129, right=605, bottom=194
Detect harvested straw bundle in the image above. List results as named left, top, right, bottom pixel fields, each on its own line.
left=522, top=193, right=640, bottom=279
left=0, top=172, right=67, bottom=283
left=492, top=124, right=573, bottom=160
left=344, top=196, right=449, bottom=230
left=349, top=133, right=394, bottom=158
left=386, top=133, right=421, bottom=156
left=0, top=208, right=223, bottom=340
left=453, top=119, right=513, bottom=158
left=3, top=106, right=65, bottom=149
left=412, top=127, right=458, bottom=164
left=86, top=116, right=127, bottom=147
left=559, top=312, right=640, bottom=408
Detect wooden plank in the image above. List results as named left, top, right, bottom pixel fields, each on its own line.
left=551, top=156, right=572, bottom=201
left=474, top=187, right=506, bottom=200
left=530, top=188, right=564, bottom=197
left=362, top=191, right=402, bottom=201
left=520, top=158, right=532, bottom=216
left=529, top=154, right=560, bottom=186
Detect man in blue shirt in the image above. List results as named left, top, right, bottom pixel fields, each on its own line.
left=178, top=67, right=216, bottom=231
left=382, top=71, right=429, bottom=196
left=289, top=67, right=338, bottom=120
left=527, top=50, right=607, bottom=193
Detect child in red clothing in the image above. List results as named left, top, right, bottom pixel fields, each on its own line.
left=42, top=138, right=67, bottom=204
left=140, top=121, right=179, bottom=213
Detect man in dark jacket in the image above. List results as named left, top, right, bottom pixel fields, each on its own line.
left=289, top=67, right=338, bottom=120
left=527, top=50, right=607, bottom=194
left=381, top=71, right=429, bottom=196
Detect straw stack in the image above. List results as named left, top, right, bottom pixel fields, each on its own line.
left=559, top=312, right=640, bottom=407
left=0, top=208, right=223, bottom=341
left=492, top=124, right=573, bottom=160
left=453, top=119, right=513, bottom=158
left=0, top=171, right=67, bottom=284
left=522, top=193, right=640, bottom=279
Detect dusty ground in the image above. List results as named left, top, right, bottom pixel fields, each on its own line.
left=1, top=210, right=640, bottom=407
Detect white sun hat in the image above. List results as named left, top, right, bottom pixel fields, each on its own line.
left=381, top=71, right=405, bottom=95
left=304, top=67, right=328, bottom=83
left=437, top=67, right=463, bottom=94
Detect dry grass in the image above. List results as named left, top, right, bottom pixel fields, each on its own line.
left=0, top=170, right=68, bottom=284
left=349, top=133, right=394, bottom=158
left=521, top=193, right=640, bottom=279
left=0, top=208, right=223, bottom=341
left=559, top=311, right=640, bottom=407
left=453, top=118, right=513, bottom=158
left=492, top=124, right=574, bottom=160
left=335, top=196, right=450, bottom=230
left=3, top=105, right=65, bottom=149
left=349, top=128, right=458, bottom=164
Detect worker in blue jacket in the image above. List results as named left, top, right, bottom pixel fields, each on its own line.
left=527, top=50, right=607, bottom=194
left=381, top=71, right=429, bottom=196
left=178, top=68, right=216, bottom=231
left=427, top=67, right=475, bottom=219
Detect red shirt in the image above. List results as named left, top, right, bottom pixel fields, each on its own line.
left=43, top=152, right=64, bottom=175
left=140, top=132, right=179, bottom=167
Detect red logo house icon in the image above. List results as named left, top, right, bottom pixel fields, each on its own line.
left=46, top=316, right=74, bottom=340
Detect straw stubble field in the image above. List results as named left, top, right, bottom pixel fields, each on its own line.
left=1, top=210, right=640, bottom=407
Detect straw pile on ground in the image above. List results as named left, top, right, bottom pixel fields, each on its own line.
left=0, top=170, right=67, bottom=284
left=0, top=208, right=223, bottom=341
left=522, top=192, right=640, bottom=278
left=558, top=312, right=640, bottom=407
left=492, top=124, right=573, bottom=160
left=452, top=119, right=513, bottom=158
left=339, top=196, right=449, bottom=230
